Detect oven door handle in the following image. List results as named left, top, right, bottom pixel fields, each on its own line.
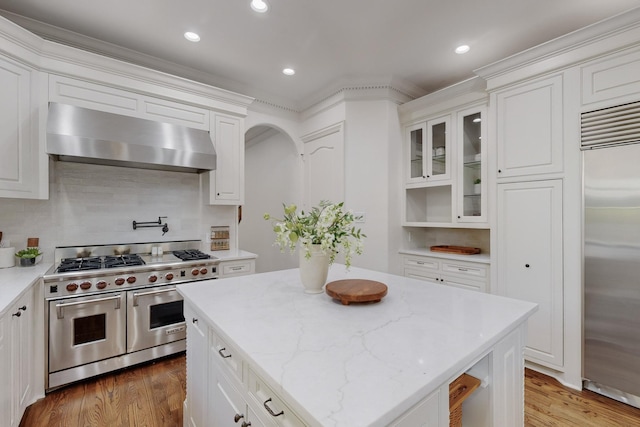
left=56, top=294, right=122, bottom=319
left=132, top=287, right=177, bottom=307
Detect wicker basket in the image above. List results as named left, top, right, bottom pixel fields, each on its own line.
left=449, top=373, right=481, bottom=427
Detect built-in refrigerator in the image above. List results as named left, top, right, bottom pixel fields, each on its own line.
left=583, top=141, right=640, bottom=408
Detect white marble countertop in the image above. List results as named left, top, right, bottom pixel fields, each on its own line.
left=400, top=248, right=491, bottom=263
left=0, top=262, right=51, bottom=316
left=178, top=265, right=536, bottom=427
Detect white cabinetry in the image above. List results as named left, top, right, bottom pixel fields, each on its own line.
left=581, top=46, right=640, bottom=108
left=497, top=179, right=564, bottom=369
left=402, top=253, right=489, bottom=293
left=494, top=74, right=563, bottom=179
left=0, top=286, right=35, bottom=427
left=219, top=259, right=256, bottom=278
left=49, top=75, right=210, bottom=130
left=203, top=113, right=245, bottom=205
left=0, top=56, right=47, bottom=200
left=400, top=79, right=488, bottom=228
left=184, top=304, right=208, bottom=427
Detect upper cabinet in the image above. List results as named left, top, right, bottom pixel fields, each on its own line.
left=0, top=54, right=47, bottom=199
left=399, top=78, right=488, bottom=228
left=203, top=113, right=244, bottom=205
left=493, top=74, right=564, bottom=180
left=405, top=115, right=451, bottom=185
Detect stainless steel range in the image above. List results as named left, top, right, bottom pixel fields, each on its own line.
left=42, top=240, right=219, bottom=391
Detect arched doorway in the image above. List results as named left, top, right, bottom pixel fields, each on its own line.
left=240, top=125, right=302, bottom=273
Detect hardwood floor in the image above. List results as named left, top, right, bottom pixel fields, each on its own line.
left=20, top=354, right=186, bottom=427
left=20, top=355, right=640, bottom=426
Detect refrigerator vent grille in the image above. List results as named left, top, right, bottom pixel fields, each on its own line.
left=581, top=100, right=640, bottom=149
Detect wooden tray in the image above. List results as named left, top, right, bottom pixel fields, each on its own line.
left=430, top=245, right=480, bottom=255
left=325, top=279, right=388, bottom=305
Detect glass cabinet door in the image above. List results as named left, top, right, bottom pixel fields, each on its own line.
left=427, top=116, right=451, bottom=182
left=406, top=122, right=426, bottom=183
left=457, top=106, right=486, bottom=222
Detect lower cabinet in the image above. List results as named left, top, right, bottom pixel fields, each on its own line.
left=497, top=179, right=564, bottom=369
left=402, top=253, right=489, bottom=293
left=184, top=304, right=208, bottom=427
left=0, top=285, right=35, bottom=427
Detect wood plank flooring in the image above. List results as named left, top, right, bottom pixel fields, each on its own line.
left=20, top=355, right=640, bottom=426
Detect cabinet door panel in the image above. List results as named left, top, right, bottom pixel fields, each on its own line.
left=497, top=180, right=563, bottom=368
left=185, top=304, right=208, bottom=427
left=495, top=75, right=563, bottom=178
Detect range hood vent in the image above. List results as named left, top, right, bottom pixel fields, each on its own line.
left=46, top=103, right=216, bottom=173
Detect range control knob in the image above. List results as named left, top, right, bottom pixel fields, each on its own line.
left=191, top=269, right=200, bottom=276
left=148, top=275, right=158, bottom=283
left=66, top=283, right=78, bottom=292
left=200, top=268, right=208, bottom=275
left=115, top=278, right=125, bottom=286
left=165, top=273, right=174, bottom=280
left=80, top=281, right=92, bottom=290
left=127, top=276, right=137, bottom=284
left=96, top=281, right=107, bottom=290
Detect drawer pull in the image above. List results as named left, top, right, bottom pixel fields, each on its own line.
left=263, top=398, right=284, bottom=417
left=231, top=266, right=243, bottom=271
left=417, top=261, right=425, bottom=265
left=218, top=347, right=232, bottom=358
left=457, top=268, right=468, bottom=272
left=241, top=422, right=251, bottom=427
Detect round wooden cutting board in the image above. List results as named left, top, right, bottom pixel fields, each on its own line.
left=325, top=279, right=388, bottom=305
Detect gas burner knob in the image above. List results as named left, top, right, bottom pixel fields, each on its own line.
left=96, top=281, right=107, bottom=290
left=200, top=268, right=208, bottom=275
left=165, top=273, right=174, bottom=280
left=66, top=283, right=78, bottom=292
left=191, top=269, right=200, bottom=276
left=115, top=278, right=125, bottom=286
left=80, top=281, right=92, bottom=290
left=148, top=275, right=158, bottom=283
left=127, top=276, right=137, bottom=284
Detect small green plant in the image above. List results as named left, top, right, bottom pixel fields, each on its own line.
left=474, top=178, right=481, bottom=184
left=15, top=247, right=42, bottom=259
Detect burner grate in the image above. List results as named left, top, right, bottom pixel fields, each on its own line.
left=172, top=249, right=211, bottom=261
left=57, top=257, right=102, bottom=273
left=104, top=254, right=145, bottom=268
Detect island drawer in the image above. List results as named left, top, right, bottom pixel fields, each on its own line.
left=210, top=329, right=244, bottom=385
left=247, top=368, right=305, bottom=427
left=220, top=259, right=256, bottom=277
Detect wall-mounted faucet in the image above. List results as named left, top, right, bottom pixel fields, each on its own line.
left=133, top=216, right=169, bottom=235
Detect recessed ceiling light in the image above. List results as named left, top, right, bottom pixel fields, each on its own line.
left=455, top=45, right=470, bottom=54
left=184, top=32, right=201, bottom=42
left=282, top=68, right=295, bottom=76
left=251, top=0, right=269, bottom=13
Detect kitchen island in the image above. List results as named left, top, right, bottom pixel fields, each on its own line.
left=178, top=266, right=537, bottom=427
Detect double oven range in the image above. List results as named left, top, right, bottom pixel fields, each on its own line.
left=42, top=240, right=219, bottom=391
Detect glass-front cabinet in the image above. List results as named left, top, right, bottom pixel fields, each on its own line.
left=456, top=105, right=487, bottom=223
left=406, top=116, right=451, bottom=185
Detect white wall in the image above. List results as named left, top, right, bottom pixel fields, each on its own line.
left=240, top=130, right=303, bottom=273
left=0, top=161, right=235, bottom=262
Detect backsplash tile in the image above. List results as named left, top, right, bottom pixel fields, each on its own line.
left=0, top=162, right=234, bottom=262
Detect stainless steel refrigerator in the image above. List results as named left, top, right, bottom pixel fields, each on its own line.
left=583, top=142, right=640, bottom=408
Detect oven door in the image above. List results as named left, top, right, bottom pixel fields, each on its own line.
left=126, top=285, right=186, bottom=353
left=49, top=292, right=126, bottom=373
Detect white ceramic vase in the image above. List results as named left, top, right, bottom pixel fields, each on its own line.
left=299, top=244, right=330, bottom=294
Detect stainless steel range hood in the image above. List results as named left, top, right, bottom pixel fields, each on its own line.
left=46, top=103, right=216, bottom=173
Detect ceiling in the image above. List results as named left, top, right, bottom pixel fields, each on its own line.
left=0, top=0, right=638, bottom=112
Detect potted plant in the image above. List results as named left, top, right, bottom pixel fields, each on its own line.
left=15, top=247, right=42, bottom=267
left=264, top=201, right=365, bottom=293
left=474, top=178, right=481, bottom=194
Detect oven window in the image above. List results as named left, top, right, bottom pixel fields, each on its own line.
left=149, top=300, right=185, bottom=329
left=73, top=314, right=106, bottom=345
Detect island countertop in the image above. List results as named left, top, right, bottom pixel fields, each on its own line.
left=178, top=265, right=537, bottom=427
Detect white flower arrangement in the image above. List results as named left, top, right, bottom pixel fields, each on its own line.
left=264, top=201, right=365, bottom=268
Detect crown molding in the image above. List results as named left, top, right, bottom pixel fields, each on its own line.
left=475, top=6, right=640, bottom=90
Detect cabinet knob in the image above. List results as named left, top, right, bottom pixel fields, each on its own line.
left=525, top=264, right=530, bottom=268
left=19, top=305, right=26, bottom=311
left=457, top=215, right=461, bottom=219
left=241, top=422, right=251, bottom=427
left=192, top=318, right=198, bottom=323
left=12, top=311, right=21, bottom=317
left=498, top=169, right=502, bottom=173
left=234, top=413, right=244, bottom=423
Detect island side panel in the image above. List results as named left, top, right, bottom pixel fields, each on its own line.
left=491, top=323, right=527, bottom=426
